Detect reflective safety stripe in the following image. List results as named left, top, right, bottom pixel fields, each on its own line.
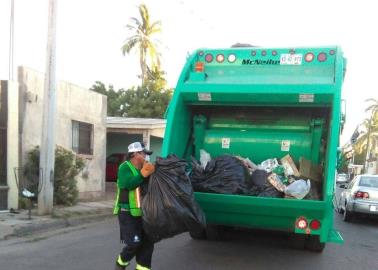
left=135, top=187, right=141, bottom=208
left=117, top=255, right=129, bottom=267
left=136, top=263, right=150, bottom=270
left=126, top=161, right=142, bottom=217
left=113, top=187, right=121, bottom=215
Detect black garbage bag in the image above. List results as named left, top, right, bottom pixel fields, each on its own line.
left=191, top=155, right=250, bottom=195
left=248, top=169, right=268, bottom=190
left=142, top=155, right=206, bottom=243
left=258, top=184, right=284, bottom=198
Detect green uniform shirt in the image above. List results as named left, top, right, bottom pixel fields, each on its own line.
left=114, top=161, right=144, bottom=214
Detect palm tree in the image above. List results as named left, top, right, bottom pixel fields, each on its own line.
left=363, top=98, right=378, bottom=170
left=121, top=4, right=162, bottom=85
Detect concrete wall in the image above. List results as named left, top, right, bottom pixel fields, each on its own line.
left=107, top=133, right=162, bottom=162
left=366, top=161, right=378, bottom=175
left=18, top=67, right=107, bottom=201
left=0, top=81, right=19, bottom=210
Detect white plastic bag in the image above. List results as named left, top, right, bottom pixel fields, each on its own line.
left=284, top=179, right=311, bottom=199
left=200, top=149, right=211, bottom=169
left=259, top=158, right=279, bottom=173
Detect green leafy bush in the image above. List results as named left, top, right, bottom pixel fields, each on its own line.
left=23, top=146, right=84, bottom=206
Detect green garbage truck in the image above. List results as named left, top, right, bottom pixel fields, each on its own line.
left=161, top=46, right=346, bottom=251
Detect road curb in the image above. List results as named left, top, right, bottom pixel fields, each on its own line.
left=4, top=212, right=114, bottom=240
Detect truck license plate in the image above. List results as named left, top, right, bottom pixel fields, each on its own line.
left=280, top=54, right=303, bottom=65
left=370, top=205, right=377, bottom=212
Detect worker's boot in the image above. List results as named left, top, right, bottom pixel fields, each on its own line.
left=115, top=255, right=129, bottom=270
left=115, top=263, right=125, bottom=270
left=135, top=263, right=150, bottom=270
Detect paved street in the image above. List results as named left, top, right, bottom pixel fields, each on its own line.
left=0, top=207, right=377, bottom=270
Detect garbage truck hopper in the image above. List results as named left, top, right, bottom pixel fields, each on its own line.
left=162, top=47, right=346, bottom=251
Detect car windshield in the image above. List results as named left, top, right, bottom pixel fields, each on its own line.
left=359, top=176, right=378, bottom=188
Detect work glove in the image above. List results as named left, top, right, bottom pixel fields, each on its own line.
left=141, top=162, right=155, bottom=178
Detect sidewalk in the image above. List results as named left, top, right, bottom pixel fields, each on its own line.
left=0, top=197, right=115, bottom=241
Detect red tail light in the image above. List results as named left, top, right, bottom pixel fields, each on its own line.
left=310, top=219, right=321, bottom=230
left=354, top=191, right=369, bottom=199
left=205, top=53, right=213, bottom=63
left=317, top=52, right=327, bottom=62
left=295, top=217, right=308, bottom=229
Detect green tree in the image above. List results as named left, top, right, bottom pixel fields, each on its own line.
left=363, top=98, right=378, bottom=167
left=90, top=81, right=126, bottom=116
left=121, top=4, right=162, bottom=85
left=124, top=68, right=172, bottom=118
left=351, top=99, right=378, bottom=167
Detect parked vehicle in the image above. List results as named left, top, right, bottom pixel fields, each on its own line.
left=106, top=153, right=126, bottom=182
left=338, top=174, right=378, bottom=221
left=336, top=173, right=349, bottom=183
left=162, top=46, right=346, bottom=251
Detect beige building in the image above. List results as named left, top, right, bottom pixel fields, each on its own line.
left=0, top=81, right=19, bottom=210
left=1, top=67, right=107, bottom=210
left=19, top=67, right=107, bottom=201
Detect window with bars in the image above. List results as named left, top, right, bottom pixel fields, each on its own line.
left=72, top=120, right=93, bottom=155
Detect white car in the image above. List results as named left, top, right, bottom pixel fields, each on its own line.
left=336, top=173, right=348, bottom=183
left=338, top=174, right=378, bottom=221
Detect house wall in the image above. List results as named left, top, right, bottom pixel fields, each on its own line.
left=18, top=67, right=107, bottom=201
left=0, top=81, right=19, bottom=210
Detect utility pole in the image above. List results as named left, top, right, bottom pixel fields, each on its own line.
left=38, top=0, right=57, bottom=215
left=8, top=0, right=14, bottom=81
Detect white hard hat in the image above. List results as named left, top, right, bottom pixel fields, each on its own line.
left=127, top=142, right=153, bottom=155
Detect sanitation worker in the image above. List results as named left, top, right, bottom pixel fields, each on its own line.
left=114, top=142, right=155, bottom=270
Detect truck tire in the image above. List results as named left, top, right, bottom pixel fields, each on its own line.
left=305, top=235, right=325, bottom=252
left=189, top=229, right=207, bottom=240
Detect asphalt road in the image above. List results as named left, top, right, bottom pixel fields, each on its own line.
left=0, top=205, right=377, bottom=270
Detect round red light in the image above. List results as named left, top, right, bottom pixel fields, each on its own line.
left=317, top=52, right=327, bottom=62
left=272, top=50, right=277, bottom=56
left=310, top=220, right=321, bottom=230
left=261, top=50, right=267, bottom=56
left=296, top=217, right=308, bottom=229
left=305, top=53, right=314, bottom=62
left=205, top=53, right=213, bottom=63
left=329, top=49, right=335, bottom=55
left=216, top=54, right=225, bottom=63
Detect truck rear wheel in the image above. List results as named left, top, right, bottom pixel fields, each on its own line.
left=305, top=235, right=325, bottom=252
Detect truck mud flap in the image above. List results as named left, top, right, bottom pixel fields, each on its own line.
left=327, top=229, right=344, bottom=244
